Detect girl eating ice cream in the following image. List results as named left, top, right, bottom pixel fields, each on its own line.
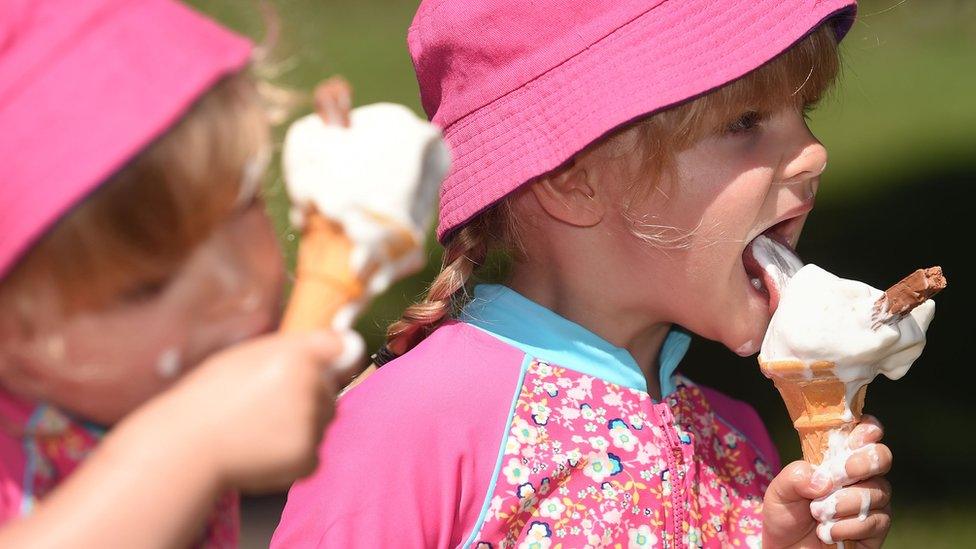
left=273, top=0, right=899, bottom=547
left=0, top=0, right=362, bottom=545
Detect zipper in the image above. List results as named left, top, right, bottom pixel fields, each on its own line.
left=656, top=404, right=685, bottom=547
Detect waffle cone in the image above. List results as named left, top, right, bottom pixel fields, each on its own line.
left=280, top=213, right=363, bottom=332
left=759, top=360, right=867, bottom=464
left=280, top=211, right=422, bottom=333
left=760, top=360, right=866, bottom=549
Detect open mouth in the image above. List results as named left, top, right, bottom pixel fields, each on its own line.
left=742, top=216, right=806, bottom=315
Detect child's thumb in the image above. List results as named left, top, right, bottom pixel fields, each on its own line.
left=767, top=460, right=830, bottom=506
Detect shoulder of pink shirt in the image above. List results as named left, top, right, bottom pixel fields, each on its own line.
left=272, top=320, right=527, bottom=548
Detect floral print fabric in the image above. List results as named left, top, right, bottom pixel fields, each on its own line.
left=472, top=360, right=774, bottom=548
left=0, top=398, right=239, bottom=548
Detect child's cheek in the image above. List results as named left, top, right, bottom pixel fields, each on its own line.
left=169, top=210, right=284, bottom=370
left=10, top=315, right=187, bottom=425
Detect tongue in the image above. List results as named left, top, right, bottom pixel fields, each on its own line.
left=743, top=234, right=805, bottom=313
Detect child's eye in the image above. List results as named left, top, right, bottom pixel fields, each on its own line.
left=119, top=277, right=171, bottom=303
left=802, top=101, right=818, bottom=121
left=725, top=111, right=764, bottom=134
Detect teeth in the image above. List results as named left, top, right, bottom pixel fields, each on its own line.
left=751, top=278, right=763, bottom=290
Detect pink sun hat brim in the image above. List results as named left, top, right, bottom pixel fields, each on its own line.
left=412, top=0, right=857, bottom=242
left=0, top=0, right=253, bottom=280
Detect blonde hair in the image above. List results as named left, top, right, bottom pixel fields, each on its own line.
left=385, top=24, right=841, bottom=357
left=0, top=71, right=270, bottom=319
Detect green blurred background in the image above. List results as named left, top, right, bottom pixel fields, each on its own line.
left=188, top=1, right=975, bottom=546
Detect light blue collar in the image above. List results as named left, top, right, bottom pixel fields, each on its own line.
left=459, top=284, right=691, bottom=397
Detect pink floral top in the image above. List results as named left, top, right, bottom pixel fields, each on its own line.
left=1, top=389, right=239, bottom=547
left=273, top=285, right=780, bottom=548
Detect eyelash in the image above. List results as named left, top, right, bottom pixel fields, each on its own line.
left=120, top=277, right=171, bottom=303
left=802, top=102, right=818, bottom=121
left=724, top=102, right=819, bottom=135
left=725, top=111, right=764, bottom=135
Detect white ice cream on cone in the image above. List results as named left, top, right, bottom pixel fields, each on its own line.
left=281, top=100, right=450, bottom=332
left=761, top=262, right=935, bottom=419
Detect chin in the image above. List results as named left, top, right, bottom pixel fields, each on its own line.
left=720, top=308, right=770, bottom=358
left=729, top=336, right=762, bottom=357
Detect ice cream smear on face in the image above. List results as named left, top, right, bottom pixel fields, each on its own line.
left=750, top=234, right=940, bottom=417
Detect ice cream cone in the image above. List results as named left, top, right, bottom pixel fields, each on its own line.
left=760, top=359, right=866, bottom=549
left=280, top=210, right=425, bottom=333
left=759, top=359, right=867, bottom=465
left=280, top=212, right=362, bottom=333
left=752, top=236, right=944, bottom=549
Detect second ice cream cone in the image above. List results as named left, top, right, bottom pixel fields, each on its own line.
left=281, top=210, right=426, bottom=333
left=280, top=212, right=363, bottom=332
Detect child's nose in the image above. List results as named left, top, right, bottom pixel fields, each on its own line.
left=778, top=139, right=828, bottom=186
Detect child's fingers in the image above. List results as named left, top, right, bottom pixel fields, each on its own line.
left=815, top=508, right=891, bottom=547
left=306, top=330, right=364, bottom=408
left=809, top=478, right=891, bottom=522
left=847, top=415, right=884, bottom=449
left=327, top=330, right=365, bottom=375
left=843, top=443, right=892, bottom=485
left=812, top=443, right=892, bottom=490
left=291, top=329, right=364, bottom=375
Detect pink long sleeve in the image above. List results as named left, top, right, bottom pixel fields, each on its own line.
left=271, top=321, right=526, bottom=548
left=0, top=391, right=30, bottom=523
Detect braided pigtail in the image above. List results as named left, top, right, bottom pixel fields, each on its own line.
left=385, top=221, right=489, bottom=356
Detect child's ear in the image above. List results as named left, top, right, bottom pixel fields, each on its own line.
left=529, top=163, right=604, bottom=227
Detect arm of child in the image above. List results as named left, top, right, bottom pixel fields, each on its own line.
left=762, top=416, right=893, bottom=548
left=0, top=330, right=360, bottom=549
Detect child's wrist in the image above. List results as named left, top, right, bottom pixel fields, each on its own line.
left=105, top=387, right=226, bottom=495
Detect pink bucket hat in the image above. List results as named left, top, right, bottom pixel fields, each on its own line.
left=409, top=0, right=857, bottom=242
left=0, top=0, right=252, bottom=280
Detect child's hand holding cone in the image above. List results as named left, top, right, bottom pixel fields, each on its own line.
left=762, top=416, right=892, bottom=548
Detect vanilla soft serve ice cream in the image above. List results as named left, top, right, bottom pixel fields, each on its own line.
left=283, top=102, right=450, bottom=295
left=760, top=262, right=935, bottom=414
left=284, top=103, right=449, bottom=261
left=749, top=234, right=937, bottom=413
left=280, top=98, right=450, bottom=332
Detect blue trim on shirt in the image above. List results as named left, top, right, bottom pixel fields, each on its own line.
left=20, top=405, right=47, bottom=516
left=460, top=284, right=691, bottom=397
left=462, top=354, right=532, bottom=548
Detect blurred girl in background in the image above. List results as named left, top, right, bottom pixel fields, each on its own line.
left=0, top=0, right=359, bottom=546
